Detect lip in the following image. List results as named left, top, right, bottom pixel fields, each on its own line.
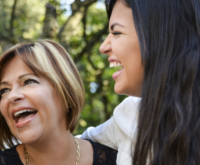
left=11, top=107, right=36, bottom=119
left=108, top=57, right=121, bottom=63
left=112, top=68, right=124, bottom=80
left=11, top=107, right=38, bottom=128
left=15, top=114, right=37, bottom=128
left=108, top=57, right=124, bottom=80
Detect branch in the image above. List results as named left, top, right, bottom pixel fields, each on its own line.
left=96, top=69, right=104, bottom=94
left=102, top=95, right=110, bottom=120
left=74, top=22, right=108, bottom=63
left=10, top=0, right=17, bottom=39
left=82, top=0, right=97, bottom=6
left=88, top=53, right=98, bottom=70
left=82, top=12, right=87, bottom=42
left=73, top=0, right=97, bottom=8
left=0, top=34, right=11, bottom=43
left=1, top=0, right=9, bottom=31
left=58, top=0, right=97, bottom=45
left=41, top=3, right=59, bottom=39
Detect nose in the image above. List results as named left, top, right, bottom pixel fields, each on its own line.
left=99, top=33, right=112, bottom=55
left=8, top=89, right=25, bottom=104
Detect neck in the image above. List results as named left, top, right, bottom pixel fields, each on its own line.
left=18, top=131, right=77, bottom=165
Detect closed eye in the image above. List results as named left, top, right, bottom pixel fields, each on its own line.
left=24, top=79, right=39, bottom=86
left=111, top=31, right=122, bottom=35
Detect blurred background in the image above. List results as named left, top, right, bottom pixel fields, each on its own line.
left=0, top=0, right=126, bottom=134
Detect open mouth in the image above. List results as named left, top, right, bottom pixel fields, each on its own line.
left=110, top=62, right=123, bottom=69
left=110, top=62, right=124, bottom=80
left=13, top=109, right=38, bottom=124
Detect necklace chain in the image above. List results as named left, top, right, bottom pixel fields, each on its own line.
left=24, top=147, right=28, bottom=165
left=24, top=137, right=80, bottom=165
left=74, top=137, right=80, bottom=165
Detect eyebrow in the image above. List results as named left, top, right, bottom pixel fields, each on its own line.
left=110, top=23, right=125, bottom=31
left=0, top=73, right=35, bottom=86
left=18, top=73, right=35, bottom=79
left=0, top=82, right=8, bottom=86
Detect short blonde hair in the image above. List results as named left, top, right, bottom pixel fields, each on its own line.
left=0, top=40, right=85, bottom=149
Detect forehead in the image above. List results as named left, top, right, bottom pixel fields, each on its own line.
left=0, top=55, right=33, bottom=81
left=109, top=1, right=134, bottom=28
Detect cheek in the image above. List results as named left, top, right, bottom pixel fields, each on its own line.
left=33, top=89, right=59, bottom=108
left=111, top=40, right=126, bottom=59
left=24, top=86, right=50, bottom=103
left=25, top=87, right=63, bottom=116
left=0, top=100, right=9, bottom=118
left=112, top=37, right=139, bottom=58
left=0, top=100, right=14, bottom=133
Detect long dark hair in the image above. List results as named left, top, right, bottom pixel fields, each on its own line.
left=105, top=0, right=200, bottom=164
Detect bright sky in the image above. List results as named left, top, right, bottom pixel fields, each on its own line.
left=60, top=0, right=105, bottom=16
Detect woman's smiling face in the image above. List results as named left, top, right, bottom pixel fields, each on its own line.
left=0, top=55, right=67, bottom=144
left=100, top=0, right=144, bottom=97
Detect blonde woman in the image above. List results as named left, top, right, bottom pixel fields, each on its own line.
left=0, top=40, right=117, bottom=165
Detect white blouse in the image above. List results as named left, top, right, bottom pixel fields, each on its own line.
left=81, top=96, right=141, bottom=165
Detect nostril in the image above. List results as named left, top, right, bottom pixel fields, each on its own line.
left=104, top=50, right=110, bottom=54
left=100, top=43, right=109, bottom=54
left=100, top=43, right=111, bottom=55
left=100, top=46, right=110, bottom=54
left=8, top=93, right=25, bottom=104
left=14, top=98, right=22, bottom=102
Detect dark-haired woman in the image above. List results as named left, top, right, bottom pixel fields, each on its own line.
left=82, top=0, right=200, bottom=164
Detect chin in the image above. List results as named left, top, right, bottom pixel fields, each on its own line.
left=114, top=84, right=141, bottom=97
left=114, top=84, right=127, bottom=95
left=15, top=128, right=43, bottom=144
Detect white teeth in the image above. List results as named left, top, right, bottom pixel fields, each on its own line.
left=14, top=109, right=36, bottom=117
left=110, top=62, right=123, bottom=68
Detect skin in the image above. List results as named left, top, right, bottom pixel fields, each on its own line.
left=100, top=0, right=144, bottom=97
left=0, top=55, right=93, bottom=165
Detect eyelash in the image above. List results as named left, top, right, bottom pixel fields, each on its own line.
left=0, top=88, right=10, bottom=97
left=111, top=31, right=122, bottom=35
left=0, top=79, right=38, bottom=98
left=24, top=79, right=38, bottom=85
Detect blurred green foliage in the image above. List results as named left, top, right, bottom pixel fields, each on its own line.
left=0, top=0, right=126, bottom=135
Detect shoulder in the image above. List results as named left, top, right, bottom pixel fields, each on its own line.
left=112, top=97, right=141, bottom=152
left=114, top=96, right=141, bottom=115
left=0, top=149, right=8, bottom=165
left=113, top=96, right=141, bottom=124
left=88, top=140, right=117, bottom=165
left=1, top=146, right=23, bottom=165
